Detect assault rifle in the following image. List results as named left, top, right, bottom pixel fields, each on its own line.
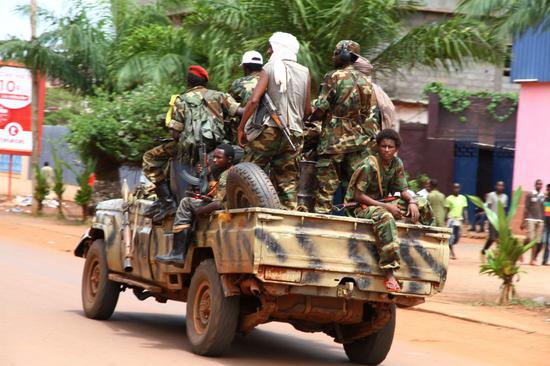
left=262, top=93, right=297, bottom=151
left=179, top=138, right=209, bottom=196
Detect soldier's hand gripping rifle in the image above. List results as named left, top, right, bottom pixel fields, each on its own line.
left=262, top=93, right=297, bottom=151
left=179, top=137, right=210, bottom=198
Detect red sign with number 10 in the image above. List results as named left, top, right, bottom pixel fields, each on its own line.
left=0, top=63, right=45, bottom=156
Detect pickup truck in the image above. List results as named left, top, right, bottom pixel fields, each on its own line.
left=75, top=162, right=450, bottom=365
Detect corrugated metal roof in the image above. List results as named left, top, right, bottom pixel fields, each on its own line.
left=511, top=25, right=550, bottom=83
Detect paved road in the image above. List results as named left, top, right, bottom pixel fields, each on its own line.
left=0, top=237, right=545, bottom=366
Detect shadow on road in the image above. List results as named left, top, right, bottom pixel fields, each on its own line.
left=68, top=310, right=349, bottom=365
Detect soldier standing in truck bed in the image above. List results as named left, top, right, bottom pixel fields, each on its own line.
left=307, top=40, right=378, bottom=215
left=226, top=51, right=264, bottom=145
left=142, top=65, right=242, bottom=222
left=237, top=32, right=312, bottom=210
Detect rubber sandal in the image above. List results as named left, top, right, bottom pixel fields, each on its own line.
left=384, top=279, right=401, bottom=292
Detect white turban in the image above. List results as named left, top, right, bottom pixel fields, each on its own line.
left=269, top=32, right=300, bottom=93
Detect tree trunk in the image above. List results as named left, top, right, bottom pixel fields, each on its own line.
left=81, top=205, right=88, bottom=221
left=92, top=156, right=122, bottom=207
left=57, top=194, right=64, bottom=219
left=498, top=279, right=513, bottom=305
left=30, top=0, right=40, bottom=215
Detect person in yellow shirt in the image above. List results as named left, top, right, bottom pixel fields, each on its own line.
left=444, top=183, right=469, bottom=259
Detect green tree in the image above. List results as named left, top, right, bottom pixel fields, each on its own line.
left=468, top=187, right=537, bottom=305
left=458, top=0, right=550, bottom=37
left=112, top=24, right=195, bottom=90
left=180, top=0, right=505, bottom=89
left=67, top=82, right=179, bottom=195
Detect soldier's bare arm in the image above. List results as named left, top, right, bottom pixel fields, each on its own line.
left=401, top=190, right=420, bottom=223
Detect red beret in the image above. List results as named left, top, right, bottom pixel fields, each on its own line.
left=188, top=65, right=209, bottom=81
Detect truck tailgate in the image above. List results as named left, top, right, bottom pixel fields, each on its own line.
left=250, top=208, right=450, bottom=290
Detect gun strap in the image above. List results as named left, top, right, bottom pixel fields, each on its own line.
left=202, top=92, right=225, bottom=123
left=368, top=155, right=384, bottom=198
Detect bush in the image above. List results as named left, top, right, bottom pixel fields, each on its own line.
left=68, top=82, right=178, bottom=165
left=71, top=159, right=96, bottom=221
left=33, top=165, right=50, bottom=213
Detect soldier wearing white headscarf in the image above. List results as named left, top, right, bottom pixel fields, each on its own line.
left=237, top=32, right=312, bottom=209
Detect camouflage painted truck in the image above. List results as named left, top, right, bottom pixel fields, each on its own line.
left=75, top=162, right=450, bottom=365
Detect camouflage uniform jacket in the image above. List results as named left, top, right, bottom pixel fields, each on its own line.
left=169, top=86, right=240, bottom=163
left=313, top=65, right=378, bottom=155
left=209, top=169, right=228, bottom=205
left=229, top=72, right=260, bottom=107
left=169, top=86, right=240, bottom=138
left=345, top=154, right=408, bottom=202
left=226, top=72, right=260, bottom=144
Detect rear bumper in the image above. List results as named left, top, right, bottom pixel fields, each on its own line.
left=255, top=265, right=435, bottom=306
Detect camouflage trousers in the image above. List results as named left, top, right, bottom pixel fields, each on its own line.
left=243, top=126, right=303, bottom=209
left=354, top=197, right=434, bottom=270
left=173, top=197, right=207, bottom=233
left=315, top=150, right=369, bottom=214
left=142, top=141, right=179, bottom=184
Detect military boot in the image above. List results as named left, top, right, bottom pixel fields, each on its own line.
left=155, top=230, right=189, bottom=266
left=143, top=181, right=177, bottom=222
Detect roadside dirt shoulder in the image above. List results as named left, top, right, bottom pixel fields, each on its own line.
left=0, top=211, right=86, bottom=253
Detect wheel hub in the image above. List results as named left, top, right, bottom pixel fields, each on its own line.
left=89, top=260, right=100, bottom=297
left=193, top=282, right=211, bottom=334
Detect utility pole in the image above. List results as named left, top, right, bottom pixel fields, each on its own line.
left=30, top=0, right=40, bottom=214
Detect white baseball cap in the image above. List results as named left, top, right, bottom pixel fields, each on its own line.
left=240, top=50, right=263, bottom=66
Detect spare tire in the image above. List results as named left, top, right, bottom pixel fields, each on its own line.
left=226, top=163, right=282, bottom=209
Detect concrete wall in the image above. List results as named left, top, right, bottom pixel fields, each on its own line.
left=512, top=82, right=550, bottom=189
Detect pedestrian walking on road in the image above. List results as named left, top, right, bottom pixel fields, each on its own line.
left=481, top=181, right=508, bottom=259
left=521, top=179, right=545, bottom=265
left=445, top=183, right=469, bottom=259
left=427, top=179, right=446, bottom=227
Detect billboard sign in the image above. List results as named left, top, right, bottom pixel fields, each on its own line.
left=0, top=64, right=45, bottom=156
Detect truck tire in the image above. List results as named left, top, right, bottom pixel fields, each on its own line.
left=186, top=259, right=240, bottom=356
left=343, top=304, right=396, bottom=365
left=81, top=240, right=120, bottom=320
left=226, top=162, right=282, bottom=209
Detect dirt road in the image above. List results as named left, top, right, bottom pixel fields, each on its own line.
left=1, top=220, right=549, bottom=366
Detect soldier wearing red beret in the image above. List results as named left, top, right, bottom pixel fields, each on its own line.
left=142, top=65, right=243, bottom=223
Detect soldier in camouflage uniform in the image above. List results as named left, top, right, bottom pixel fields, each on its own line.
left=308, top=40, right=379, bottom=214
left=142, top=65, right=241, bottom=222
left=226, top=51, right=263, bottom=145
left=156, top=144, right=234, bottom=265
left=345, top=129, right=433, bottom=292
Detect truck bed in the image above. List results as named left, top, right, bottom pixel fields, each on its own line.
left=193, top=207, right=450, bottom=298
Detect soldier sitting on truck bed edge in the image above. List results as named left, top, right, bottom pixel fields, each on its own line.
left=345, top=129, right=434, bottom=292
left=156, top=144, right=235, bottom=265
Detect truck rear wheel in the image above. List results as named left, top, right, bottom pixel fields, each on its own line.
left=226, top=162, right=282, bottom=209
left=186, top=259, right=239, bottom=356
left=343, top=304, right=396, bottom=365
left=81, top=240, right=120, bottom=320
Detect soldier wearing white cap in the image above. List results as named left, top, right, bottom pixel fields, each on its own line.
left=227, top=51, right=264, bottom=144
